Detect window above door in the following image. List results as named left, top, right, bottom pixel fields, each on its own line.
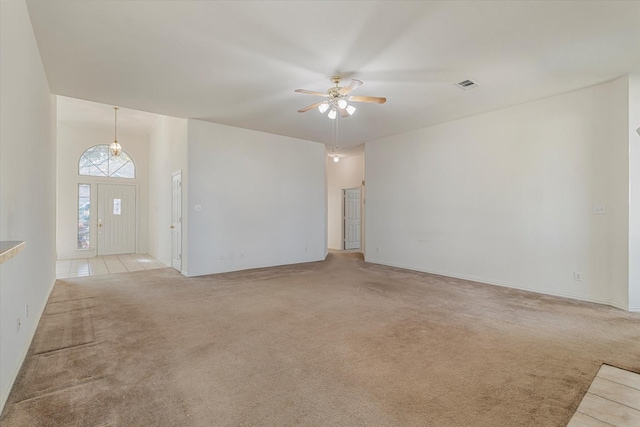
left=79, top=144, right=135, bottom=178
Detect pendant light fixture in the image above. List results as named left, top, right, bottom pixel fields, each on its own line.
left=109, top=107, right=122, bottom=156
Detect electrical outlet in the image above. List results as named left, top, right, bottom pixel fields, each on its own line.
left=593, top=204, right=606, bottom=215
left=240, top=251, right=244, bottom=258
left=574, top=272, right=582, bottom=281
left=25, top=304, right=29, bottom=318
left=376, top=247, right=381, bottom=254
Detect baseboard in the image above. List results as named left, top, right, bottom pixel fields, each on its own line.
left=0, top=277, right=57, bottom=413
left=365, top=258, right=632, bottom=312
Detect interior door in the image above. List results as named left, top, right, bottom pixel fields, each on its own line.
left=97, top=184, right=136, bottom=255
left=171, top=171, right=182, bottom=271
left=344, top=187, right=361, bottom=250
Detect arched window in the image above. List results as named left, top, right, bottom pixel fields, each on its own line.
left=79, top=145, right=135, bottom=178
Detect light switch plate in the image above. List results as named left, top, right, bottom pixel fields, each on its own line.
left=194, top=205, right=202, bottom=212
left=593, top=204, right=606, bottom=215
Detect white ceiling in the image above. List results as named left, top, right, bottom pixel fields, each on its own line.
left=57, top=96, right=160, bottom=134
left=27, top=1, right=640, bottom=149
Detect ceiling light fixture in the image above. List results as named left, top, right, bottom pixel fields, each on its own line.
left=297, top=76, right=384, bottom=120
left=109, top=107, right=122, bottom=156
left=333, top=155, right=340, bottom=163
left=318, top=99, right=357, bottom=119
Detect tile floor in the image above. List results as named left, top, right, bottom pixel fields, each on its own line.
left=567, top=364, right=640, bottom=426
left=56, top=254, right=166, bottom=278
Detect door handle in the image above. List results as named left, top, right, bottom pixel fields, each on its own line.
left=170, top=225, right=175, bottom=229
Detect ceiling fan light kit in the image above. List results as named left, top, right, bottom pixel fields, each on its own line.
left=295, top=75, right=386, bottom=120
left=296, top=76, right=385, bottom=163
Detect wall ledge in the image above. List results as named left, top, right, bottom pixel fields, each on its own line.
left=0, top=241, right=25, bottom=265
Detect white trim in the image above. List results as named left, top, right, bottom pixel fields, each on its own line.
left=171, top=170, right=182, bottom=272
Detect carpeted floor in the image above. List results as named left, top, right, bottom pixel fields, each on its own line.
left=2, top=251, right=639, bottom=426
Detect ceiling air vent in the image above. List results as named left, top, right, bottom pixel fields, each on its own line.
left=455, top=79, right=480, bottom=90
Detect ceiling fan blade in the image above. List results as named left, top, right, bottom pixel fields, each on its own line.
left=294, top=89, right=329, bottom=97
left=339, top=79, right=363, bottom=95
left=297, top=102, right=325, bottom=113
left=348, top=95, right=387, bottom=104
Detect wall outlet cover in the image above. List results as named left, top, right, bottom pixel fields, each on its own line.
left=593, top=204, right=606, bottom=215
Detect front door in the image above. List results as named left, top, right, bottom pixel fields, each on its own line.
left=171, top=171, right=182, bottom=271
left=344, top=187, right=361, bottom=250
left=97, top=184, right=136, bottom=255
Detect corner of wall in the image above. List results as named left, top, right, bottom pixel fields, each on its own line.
left=627, top=73, right=640, bottom=311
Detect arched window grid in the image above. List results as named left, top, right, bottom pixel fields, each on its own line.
left=78, top=144, right=136, bottom=179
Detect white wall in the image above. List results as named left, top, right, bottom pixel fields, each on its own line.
left=628, top=73, right=640, bottom=312
left=607, top=76, right=631, bottom=309
left=186, top=119, right=326, bottom=276
left=327, top=154, right=364, bottom=250
left=366, top=77, right=632, bottom=309
left=148, top=115, right=189, bottom=269
left=0, top=0, right=57, bottom=410
left=56, top=122, right=150, bottom=259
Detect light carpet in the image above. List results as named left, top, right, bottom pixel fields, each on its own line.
left=2, top=252, right=639, bottom=426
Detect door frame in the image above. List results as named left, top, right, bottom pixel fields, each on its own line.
left=171, top=170, right=182, bottom=271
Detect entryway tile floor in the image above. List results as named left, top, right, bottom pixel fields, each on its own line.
left=56, top=254, right=166, bottom=278
left=567, top=364, right=640, bottom=426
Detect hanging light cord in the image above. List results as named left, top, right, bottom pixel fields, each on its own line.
left=114, top=107, right=118, bottom=143
left=333, top=114, right=339, bottom=150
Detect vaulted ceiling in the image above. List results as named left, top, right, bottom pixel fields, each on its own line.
left=27, top=1, right=640, bottom=148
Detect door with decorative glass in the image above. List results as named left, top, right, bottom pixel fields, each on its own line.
left=97, top=184, right=136, bottom=255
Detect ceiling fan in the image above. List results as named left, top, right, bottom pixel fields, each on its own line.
left=295, top=76, right=386, bottom=119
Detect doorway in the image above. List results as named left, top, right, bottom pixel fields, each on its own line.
left=97, top=184, right=137, bottom=255
left=344, top=187, right=361, bottom=250
left=171, top=171, right=182, bottom=271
